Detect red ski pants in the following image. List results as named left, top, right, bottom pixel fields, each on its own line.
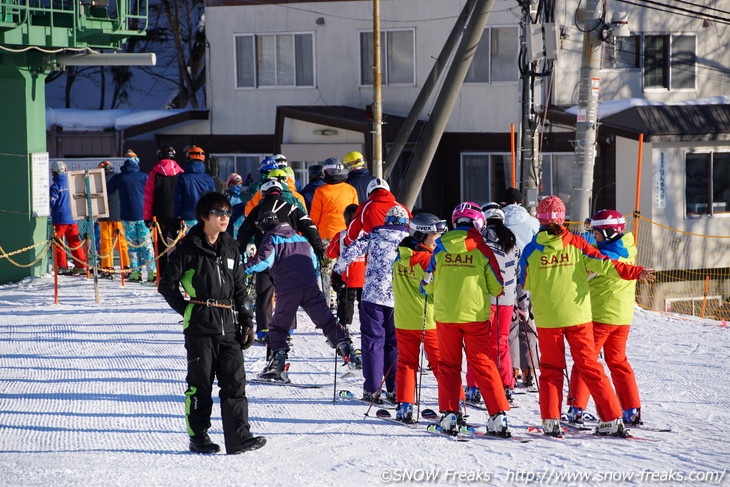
left=437, top=320, right=510, bottom=416
left=537, top=323, right=621, bottom=421
left=395, top=328, right=441, bottom=404
left=466, top=304, right=515, bottom=389
left=569, top=323, right=640, bottom=411
left=53, top=223, right=87, bottom=269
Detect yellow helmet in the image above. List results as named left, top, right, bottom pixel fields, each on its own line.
left=267, top=168, right=289, bottom=182
left=343, top=151, right=365, bottom=170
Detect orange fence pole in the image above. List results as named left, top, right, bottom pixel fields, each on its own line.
left=701, top=275, right=710, bottom=319
left=634, top=133, right=644, bottom=242
left=53, top=232, right=59, bottom=305
left=510, top=123, right=516, bottom=188
left=153, top=216, right=160, bottom=286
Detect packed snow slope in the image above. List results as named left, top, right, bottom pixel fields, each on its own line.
left=0, top=276, right=728, bottom=487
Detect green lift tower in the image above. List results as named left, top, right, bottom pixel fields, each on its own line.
left=0, top=0, right=149, bottom=284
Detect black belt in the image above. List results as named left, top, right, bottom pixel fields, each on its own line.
left=189, top=299, right=234, bottom=309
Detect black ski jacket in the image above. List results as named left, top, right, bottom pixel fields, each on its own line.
left=159, top=224, right=247, bottom=336
left=236, top=194, right=324, bottom=256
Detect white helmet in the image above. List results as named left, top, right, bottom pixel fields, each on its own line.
left=481, top=202, right=504, bottom=221
left=366, top=178, right=390, bottom=196
left=260, top=179, right=283, bottom=196
left=51, top=161, right=67, bottom=174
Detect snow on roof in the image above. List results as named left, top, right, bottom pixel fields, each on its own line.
left=46, top=108, right=192, bottom=131
left=566, top=96, right=730, bottom=119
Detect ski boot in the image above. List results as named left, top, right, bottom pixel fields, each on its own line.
left=464, top=386, right=481, bottom=404
left=396, top=403, right=414, bottom=424
left=504, top=386, right=514, bottom=404
left=622, top=407, right=642, bottom=425
left=486, top=411, right=511, bottom=437
left=128, top=270, right=142, bottom=281
left=523, top=369, right=538, bottom=392
left=254, top=330, right=268, bottom=346
left=147, top=270, right=156, bottom=282
left=439, top=411, right=459, bottom=436
left=362, top=391, right=384, bottom=405
left=542, top=418, right=563, bottom=438
left=384, top=391, right=396, bottom=405
left=566, top=406, right=585, bottom=424
left=336, top=339, right=362, bottom=370
left=259, top=349, right=289, bottom=383
left=596, top=418, right=630, bottom=437
left=189, top=432, right=220, bottom=454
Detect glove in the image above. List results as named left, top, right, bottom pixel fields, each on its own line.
left=419, top=280, right=431, bottom=297
left=330, top=272, right=345, bottom=293
left=246, top=243, right=256, bottom=258
left=236, top=308, right=255, bottom=350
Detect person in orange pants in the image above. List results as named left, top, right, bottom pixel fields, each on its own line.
left=426, top=202, right=511, bottom=437
left=98, top=161, right=130, bottom=276
left=567, top=210, right=642, bottom=425
left=520, top=197, right=654, bottom=437
left=392, top=213, right=448, bottom=423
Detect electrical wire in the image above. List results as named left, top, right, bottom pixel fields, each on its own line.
left=614, top=0, right=730, bottom=25
left=670, top=0, right=730, bottom=17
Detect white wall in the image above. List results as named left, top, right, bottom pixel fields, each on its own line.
left=205, top=0, right=521, bottom=136
left=552, top=1, right=730, bottom=106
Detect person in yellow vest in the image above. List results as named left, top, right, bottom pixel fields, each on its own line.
left=567, top=210, right=643, bottom=426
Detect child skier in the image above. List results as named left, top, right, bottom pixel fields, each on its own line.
left=158, top=191, right=266, bottom=455
left=520, top=196, right=655, bottom=437
left=327, top=204, right=366, bottom=332
left=49, top=161, right=88, bottom=274
left=333, top=206, right=410, bottom=403
left=464, top=203, right=518, bottom=405
left=242, top=211, right=361, bottom=383
left=567, top=209, right=643, bottom=425
left=392, top=213, right=448, bottom=422
left=426, top=202, right=511, bottom=437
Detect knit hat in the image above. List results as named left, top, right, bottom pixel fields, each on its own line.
left=501, top=187, right=523, bottom=205
left=124, top=150, right=139, bottom=165
left=536, top=196, right=566, bottom=225
left=98, top=161, right=114, bottom=173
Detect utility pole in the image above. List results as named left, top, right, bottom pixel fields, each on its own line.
left=519, top=1, right=540, bottom=210
left=396, top=0, right=496, bottom=209
left=571, top=0, right=604, bottom=221
left=383, top=0, right=477, bottom=179
left=372, top=0, right=383, bottom=178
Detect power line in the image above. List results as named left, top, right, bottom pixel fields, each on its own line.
left=670, top=0, right=730, bottom=17
left=614, top=0, right=730, bottom=25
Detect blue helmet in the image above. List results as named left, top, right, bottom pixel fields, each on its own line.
left=259, top=158, right=278, bottom=174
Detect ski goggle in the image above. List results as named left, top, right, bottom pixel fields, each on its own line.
left=585, top=215, right=625, bottom=230
left=210, top=209, right=232, bottom=217
left=412, top=220, right=448, bottom=234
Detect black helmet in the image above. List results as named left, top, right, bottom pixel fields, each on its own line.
left=157, top=145, right=176, bottom=160
left=409, top=213, right=448, bottom=242
left=308, top=164, right=324, bottom=179
left=255, top=211, right=279, bottom=233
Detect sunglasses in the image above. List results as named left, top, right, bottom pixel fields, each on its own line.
left=210, top=209, right=232, bottom=217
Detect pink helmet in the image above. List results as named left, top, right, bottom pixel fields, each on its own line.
left=536, top=196, right=566, bottom=225
left=589, top=209, right=625, bottom=239
left=452, top=202, right=485, bottom=231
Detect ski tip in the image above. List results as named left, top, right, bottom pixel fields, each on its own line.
left=375, top=409, right=392, bottom=419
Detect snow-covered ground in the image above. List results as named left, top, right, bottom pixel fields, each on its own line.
left=1, top=276, right=728, bottom=487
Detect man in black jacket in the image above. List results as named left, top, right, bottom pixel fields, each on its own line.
left=159, top=191, right=266, bottom=455
left=237, top=179, right=325, bottom=342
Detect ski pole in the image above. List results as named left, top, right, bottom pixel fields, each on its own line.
left=332, top=343, right=338, bottom=405
left=363, top=352, right=398, bottom=418
left=495, top=296, right=501, bottom=376
left=415, top=296, right=428, bottom=423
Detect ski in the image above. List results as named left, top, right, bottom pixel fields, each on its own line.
left=559, top=421, right=593, bottom=431
left=248, top=372, right=326, bottom=389
left=570, top=414, right=672, bottom=432
left=525, top=425, right=659, bottom=442
left=465, top=400, right=519, bottom=411
left=420, top=409, right=531, bottom=443
left=338, top=390, right=396, bottom=408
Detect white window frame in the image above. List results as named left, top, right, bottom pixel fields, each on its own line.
left=358, top=28, right=416, bottom=87
left=463, top=26, right=519, bottom=85
left=233, top=32, right=316, bottom=90
left=209, top=153, right=267, bottom=181
left=684, top=150, right=730, bottom=219
left=642, top=33, right=696, bottom=93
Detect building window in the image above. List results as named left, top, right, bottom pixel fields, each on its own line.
left=464, top=27, right=519, bottom=83
left=234, top=33, right=315, bottom=88
left=460, top=153, right=510, bottom=204
left=601, top=35, right=640, bottom=70
left=643, top=34, right=695, bottom=91
left=685, top=152, right=730, bottom=216
left=360, top=29, right=415, bottom=85
left=210, top=154, right=266, bottom=183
